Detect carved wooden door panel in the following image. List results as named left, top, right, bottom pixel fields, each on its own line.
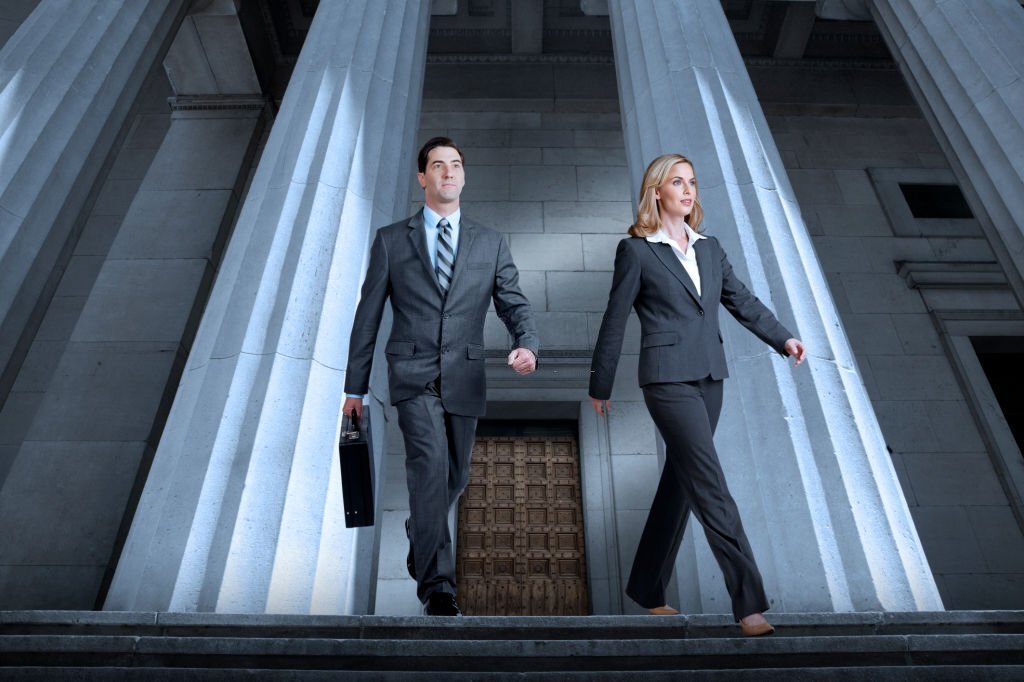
left=456, top=437, right=589, bottom=616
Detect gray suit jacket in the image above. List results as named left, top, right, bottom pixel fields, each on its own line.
left=346, top=212, right=539, bottom=416
left=589, top=235, right=792, bottom=400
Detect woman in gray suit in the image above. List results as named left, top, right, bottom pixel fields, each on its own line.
left=589, top=153, right=806, bottom=636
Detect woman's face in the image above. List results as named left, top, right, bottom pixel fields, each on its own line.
left=655, top=162, right=696, bottom=221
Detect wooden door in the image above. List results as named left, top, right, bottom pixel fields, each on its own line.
left=456, top=437, right=589, bottom=615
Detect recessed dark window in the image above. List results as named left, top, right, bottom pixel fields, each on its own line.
left=899, top=183, right=974, bottom=219
left=972, top=336, right=1024, bottom=455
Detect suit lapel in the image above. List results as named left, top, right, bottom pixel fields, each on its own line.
left=694, top=238, right=713, bottom=302
left=407, top=212, right=443, bottom=296
left=445, top=216, right=477, bottom=298
left=646, top=240, right=701, bottom=306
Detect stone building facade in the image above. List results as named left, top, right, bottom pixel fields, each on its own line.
left=0, top=0, right=1021, bottom=616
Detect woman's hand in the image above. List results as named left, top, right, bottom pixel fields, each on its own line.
left=784, top=338, right=806, bottom=366
left=591, top=397, right=610, bottom=416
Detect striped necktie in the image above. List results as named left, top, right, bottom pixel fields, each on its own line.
left=435, top=218, right=454, bottom=295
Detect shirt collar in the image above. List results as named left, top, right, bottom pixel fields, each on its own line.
left=423, top=205, right=461, bottom=232
left=646, top=222, right=705, bottom=246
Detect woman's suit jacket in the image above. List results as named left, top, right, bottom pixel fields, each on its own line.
left=589, top=234, right=792, bottom=400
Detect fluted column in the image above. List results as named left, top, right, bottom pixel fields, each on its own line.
left=867, top=0, right=1024, bottom=306
left=104, top=0, right=431, bottom=614
left=0, top=0, right=187, bottom=404
left=608, top=0, right=942, bottom=613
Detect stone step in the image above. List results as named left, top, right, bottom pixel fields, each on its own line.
left=1, top=611, right=1022, bottom=678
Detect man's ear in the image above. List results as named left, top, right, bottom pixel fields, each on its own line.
left=416, top=172, right=426, bottom=188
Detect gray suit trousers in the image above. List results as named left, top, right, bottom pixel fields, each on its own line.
left=627, top=378, right=769, bottom=621
left=396, top=378, right=477, bottom=603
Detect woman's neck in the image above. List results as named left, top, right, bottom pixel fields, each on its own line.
left=660, top=214, right=688, bottom=241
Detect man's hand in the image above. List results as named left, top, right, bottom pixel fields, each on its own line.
left=342, top=396, right=363, bottom=420
left=784, top=338, right=807, bottom=366
left=507, top=348, right=536, bottom=375
left=591, top=397, right=610, bottom=417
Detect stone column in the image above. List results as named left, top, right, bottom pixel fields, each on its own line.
left=866, top=0, right=1024, bottom=306
left=607, top=0, right=943, bottom=612
left=0, top=0, right=187, bottom=406
left=104, top=0, right=431, bottom=614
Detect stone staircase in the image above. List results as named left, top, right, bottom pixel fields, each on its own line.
left=1, top=610, right=1022, bottom=679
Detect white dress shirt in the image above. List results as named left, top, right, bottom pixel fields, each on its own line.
left=422, top=205, right=461, bottom=268
left=645, top=222, right=707, bottom=296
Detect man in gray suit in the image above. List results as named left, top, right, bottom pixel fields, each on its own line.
left=343, top=137, right=538, bottom=616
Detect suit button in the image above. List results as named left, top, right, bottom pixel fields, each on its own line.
left=698, top=309, right=705, bottom=316
left=442, top=346, right=449, bottom=353
left=443, top=314, right=450, bottom=319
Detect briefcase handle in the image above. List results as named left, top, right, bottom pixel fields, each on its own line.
left=341, top=410, right=361, bottom=442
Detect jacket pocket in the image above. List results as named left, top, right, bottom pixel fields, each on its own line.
left=641, top=331, right=679, bottom=348
left=466, top=343, right=485, bottom=359
left=385, top=341, right=415, bottom=356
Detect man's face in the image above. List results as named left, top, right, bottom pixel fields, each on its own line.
left=417, top=146, right=465, bottom=207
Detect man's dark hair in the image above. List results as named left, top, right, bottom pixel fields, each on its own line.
left=417, top=136, right=464, bottom=173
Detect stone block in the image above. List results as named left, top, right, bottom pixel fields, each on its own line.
left=551, top=64, right=619, bottom=99
left=609, top=354, right=643, bottom=401
left=573, top=129, right=624, bottom=148
left=373, top=579, right=422, bottom=615
left=420, top=111, right=541, bottom=130
left=72, top=259, right=209, bottom=343
left=0, top=565, right=106, bottom=610
left=508, top=129, right=574, bottom=148
left=466, top=201, right=543, bottom=233
left=607, top=401, right=656, bottom=456
left=583, top=234, right=626, bottom=272
left=891, top=314, right=943, bottom=356
left=544, top=201, right=633, bottom=233
left=872, top=400, right=940, bottom=454
left=925, top=401, right=987, bottom=452
left=141, top=117, right=255, bottom=191
left=788, top=169, right=843, bottom=206
left=53, top=255, right=104, bottom=297
left=109, top=190, right=233, bottom=259
left=448, top=128, right=512, bottom=147
left=90, top=179, right=140, bottom=217
left=541, top=147, right=628, bottom=166
left=887, top=452, right=917, bottom=507
left=540, top=112, right=621, bottom=130
left=0, top=440, right=145, bottom=564
left=532, top=312, right=590, bottom=350
left=107, top=146, right=158, bottom=181
left=0, top=391, right=43, bottom=447
left=379, top=453, right=409, bottom=511
left=10, top=340, right=64, bottom=392
left=547, top=272, right=612, bottom=312
left=35, top=296, right=84, bottom=341
left=125, top=114, right=171, bottom=150
left=25, top=341, right=179, bottom=442
left=510, top=166, right=577, bottom=201
left=611, top=453, right=659, bottom=510
left=461, top=164, right=509, bottom=201
left=462, top=147, right=541, bottom=165
left=841, top=273, right=927, bottom=314
left=577, top=166, right=631, bottom=202
left=510, top=234, right=583, bottom=271
left=939, top=574, right=1024, bottom=610
left=868, top=356, right=959, bottom=401
left=816, top=204, right=893, bottom=237
left=840, top=314, right=904, bottom=355
left=967, top=506, right=1024, bottom=573
left=902, top=452, right=1005, bottom=506
left=909, top=505, right=987, bottom=573
left=73, top=214, right=123, bottom=257
left=807, top=236, right=872, bottom=273
left=833, top=169, right=881, bottom=206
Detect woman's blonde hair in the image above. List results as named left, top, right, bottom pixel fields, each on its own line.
left=628, top=153, right=704, bottom=238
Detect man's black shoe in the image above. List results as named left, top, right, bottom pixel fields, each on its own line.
left=425, top=592, right=462, bottom=616
left=405, top=517, right=415, bottom=580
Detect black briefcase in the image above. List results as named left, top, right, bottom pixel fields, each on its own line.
left=338, top=410, right=375, bottom=528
